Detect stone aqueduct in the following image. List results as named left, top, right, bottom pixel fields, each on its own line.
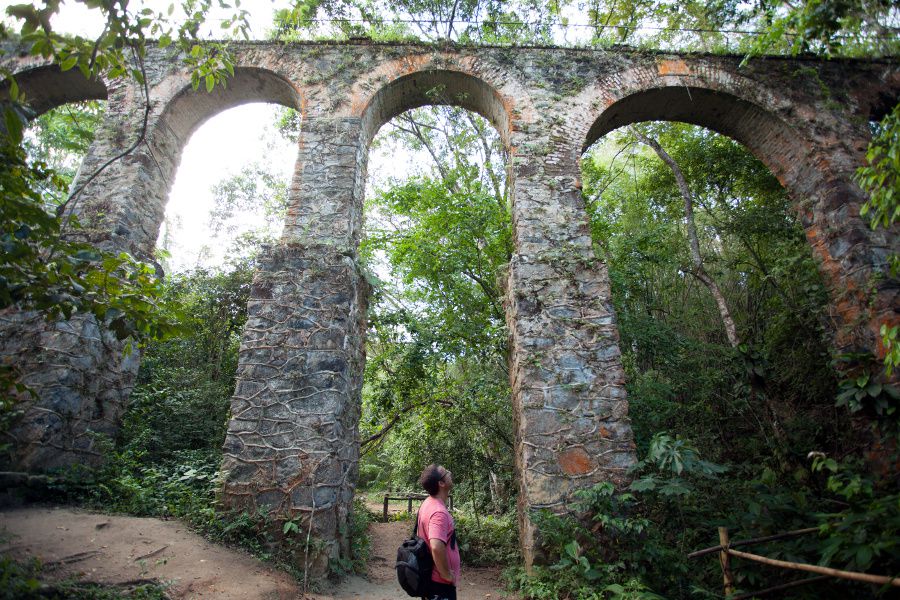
left=1, top=40, right=898, bottom=569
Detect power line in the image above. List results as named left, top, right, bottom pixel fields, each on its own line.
left=268, top=16, right=898, bottom=40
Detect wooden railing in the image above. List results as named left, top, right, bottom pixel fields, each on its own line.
left=382, top=493, right=453, bottom=521
left=689, top=527, right=900, bottom=598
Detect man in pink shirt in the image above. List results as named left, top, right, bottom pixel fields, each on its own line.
left=417, top=464, right=460, bottom=600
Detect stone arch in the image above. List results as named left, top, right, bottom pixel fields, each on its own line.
left=581, top=72, right=894, bottom=364
left=359, top=68, right=512, bottom=149
left=584, top=86, right=810, bottom=189
left=0, top=64, right=107, bottom=117
left=157, top=67, right=302, bottom=151
left=79, top=66, right=304, bottom=260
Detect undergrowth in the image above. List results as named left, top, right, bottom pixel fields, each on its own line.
left=0, top=555, right=168, bottom=600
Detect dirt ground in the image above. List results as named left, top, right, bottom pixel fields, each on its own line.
left=0, top=506, right=517, bottom=600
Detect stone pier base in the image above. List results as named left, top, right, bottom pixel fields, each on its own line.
left=219, top=244, right=367, bottom=571
left=0, top=310, right=138, bottom=471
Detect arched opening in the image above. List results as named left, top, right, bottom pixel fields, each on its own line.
left=360, top=69, right=511, bottom=150
left=563, top=87, right=876, bottom=593
left=1, top=64, right=109, bottom=206
left=584, top=87, right=813, bottom=187
left=355, top=69, right=519, bottom=559
left=588, top=85, right=893, bottom=356
left=0, top=64, right=107, bottom=117
left=136, top=68, right=302, bottom=261
left=156, top=103, right=294, bottom=271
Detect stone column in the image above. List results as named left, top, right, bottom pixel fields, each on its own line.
left=219, top=116, right=367, bottom=572
left=506, top=125, right=637, bottom=569
left=0, top=77, right=171, bottom=471
left=791, top=142, right=899, bottom=368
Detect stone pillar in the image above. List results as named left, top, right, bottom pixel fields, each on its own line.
left=792, top=143, right=899, bottom=367
left=219, top=116, right=367, bottom=572
left=0, top=78, right=170, bottom=471
left=506, top=126, right=637, bottom=569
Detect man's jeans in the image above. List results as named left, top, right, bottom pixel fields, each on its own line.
left=422, top=580, right=456, bottom=600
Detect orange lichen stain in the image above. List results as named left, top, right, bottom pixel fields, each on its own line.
left=558, top=447, right=593, bottom=475
left=657, top=59, right=691, bottom=76
left=598, top=426, right=612, bottom=438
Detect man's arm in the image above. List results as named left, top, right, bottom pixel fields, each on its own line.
left=429, top=538, right=455, bottom=584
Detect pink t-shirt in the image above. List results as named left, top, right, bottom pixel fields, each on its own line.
left=417, top=495, right=460, bottom=585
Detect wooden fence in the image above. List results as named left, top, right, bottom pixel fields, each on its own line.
left=689, top=526, right=899, bottom=598
left=382, top=493, right=453, bottom=521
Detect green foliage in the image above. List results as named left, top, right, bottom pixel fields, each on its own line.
left=454, top=511, right=520, bottom=567
left=856, top=101, right=900, bottom=331
left=584, top=123, right=839, bottom=458
left=0, top=105, right=182, bottom=432
left=516, top=441, right=900, bottom=598
left=812, top=455, right=900, bottom=574
left=4, top=0, right=249, bottom=95
left=272, top=0, right=567, bottom=44
left=123, top=267, right=252, bottom=461
left=628, top=433, right=726, bottom=498
left=0, top=554, right=168, bottom=599
left=858, top=103, right=900, bottom=232
left=0, top=112, right=177, bottom=337
left=881, top=323, right=900, bottom=376
left=22, top=101, right=105, bottom=203
left=836, top=370, right=900, bottom=417
left=748, top=0, right=899, bottom=57
left=358, top=104, right=515, bottom=512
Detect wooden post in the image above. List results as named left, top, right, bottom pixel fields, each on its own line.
left=383, top=495, right=389, bottom=522
left=719, top=527, right=734, bottom=596
left=408, top=497, right=413, bottom=513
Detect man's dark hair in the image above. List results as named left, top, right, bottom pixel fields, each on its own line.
left=419, top=464, right=444, bottom=496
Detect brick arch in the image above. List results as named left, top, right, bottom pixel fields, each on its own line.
left=581, top=76, right=893, bottom=359
left=358, top=67, right=512, bottom=149
left=584, top=86, right=811, bottom=190
left=156, top=66, right=302, bottom=149
left=0, top=64, right=107, bottom=117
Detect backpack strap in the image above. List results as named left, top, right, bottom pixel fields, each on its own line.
left=412, top=506, right=420, bottom=537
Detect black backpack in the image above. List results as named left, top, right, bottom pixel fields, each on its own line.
left=396, top=511, right=433, bottom=597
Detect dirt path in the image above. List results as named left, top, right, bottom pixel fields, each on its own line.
left=0, top=506, right=516, bottom=600
left=309, top=519, right=516, bottom=600
left=0, top=506, right=300, bottom=599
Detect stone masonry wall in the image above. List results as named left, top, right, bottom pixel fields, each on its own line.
left=220, top=244, right=367, bottom=569
left=1, top=41, right=897, bottom=570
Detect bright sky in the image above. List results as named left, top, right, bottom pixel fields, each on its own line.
left=158, top=104, right=295, bottom=271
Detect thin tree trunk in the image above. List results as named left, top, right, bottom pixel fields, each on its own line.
left=630, top=126, right=788, bottom=446
left=630, top=127, right=740, bottom=348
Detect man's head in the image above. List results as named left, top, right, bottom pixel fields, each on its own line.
left=419, top=463, right=453, bottom=496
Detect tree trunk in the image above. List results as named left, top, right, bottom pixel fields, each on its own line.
left=630, top=127, right=740, bottom=349
left=630, top=126, right=788, bottom=446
